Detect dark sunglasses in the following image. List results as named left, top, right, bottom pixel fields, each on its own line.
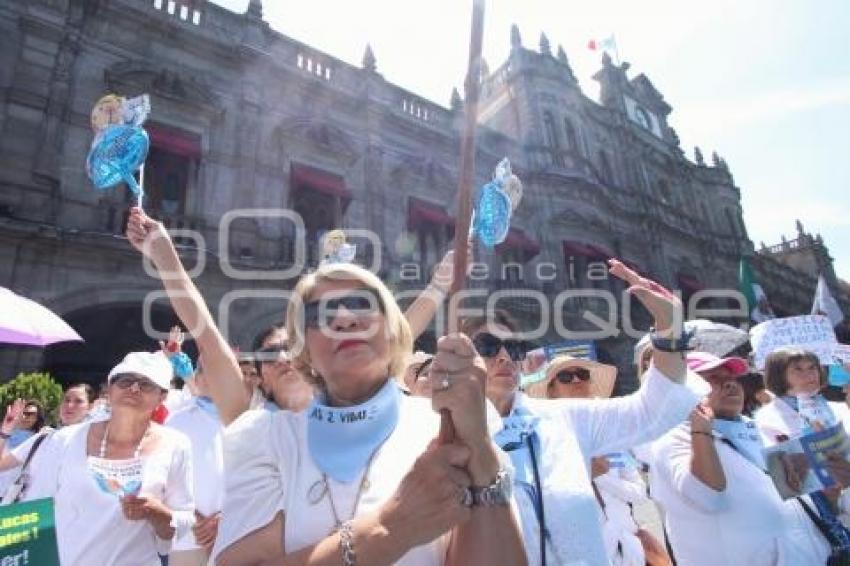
left=303, top=288, right=383, bottom=329
left=472, top=333, right=529, bottom=362
left=554, top=368, right=591, bottom=384
left=255, top=344, right=290, bottom=364
left=111, top=375, right=161, bottom=393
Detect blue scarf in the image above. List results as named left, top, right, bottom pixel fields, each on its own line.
left=307, top=379, right=401, bottom=483
left=195, top=396, right=220, bottom=421
left=495, top=406, right=540, bottom=487
left=712, top=416, right=766, bottom=470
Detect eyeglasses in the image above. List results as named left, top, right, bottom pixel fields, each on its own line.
left=111, top=375, right=161, bottom=393
left=554, top=368, right=591, bottom=384
left=472, top=333, right=529, bottom=362
left=22, top=411, right=38, bottom=418
left=303, top=289, right=383, bottom=329
left=255, top=344, right=290, bottom=364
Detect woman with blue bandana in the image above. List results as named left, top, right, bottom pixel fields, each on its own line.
left=124, top=207, right=526, bottom=565
left=755, top=347, right=850, bottom=564
left=649, top=351, right=829, bottom=565
left=461, top=260, right=701, bottom=566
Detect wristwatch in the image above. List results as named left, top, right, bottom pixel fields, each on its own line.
left=649, top=326, right=695, bottom=353
left=471, top=468, right=513, bottom=506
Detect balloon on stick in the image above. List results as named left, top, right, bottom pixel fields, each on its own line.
left=86, top=94, right=151, bottom=209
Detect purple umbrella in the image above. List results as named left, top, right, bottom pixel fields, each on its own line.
left=0, top=287, right=83, bottom=346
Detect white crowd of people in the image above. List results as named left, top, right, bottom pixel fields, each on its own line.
left=3, top=206, right=850, bottom=566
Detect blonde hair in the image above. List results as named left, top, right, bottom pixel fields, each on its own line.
left=285, top=263, right=413, bottom=387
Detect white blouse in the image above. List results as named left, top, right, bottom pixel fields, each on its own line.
left=25, top=422, right=195, bottom=566
left=165, top=403, right=224, bottom=552
left=507, top=364, right=700, bottom=566
left=650, top=422, right=829, bottom=565
left=213, top=394, right=458, bottom=565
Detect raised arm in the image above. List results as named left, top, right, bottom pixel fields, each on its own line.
left=0, top=400, right=26, bottom=471
left=126, top=207, right=248, bottom=424
left=608, top=259, right=686, bottom=384
left=404, top=245, right=472, bottom=340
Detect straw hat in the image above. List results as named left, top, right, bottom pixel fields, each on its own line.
left=524, top=354, right=617, bottom=400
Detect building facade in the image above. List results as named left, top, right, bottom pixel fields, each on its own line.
left=1, top=0, right=847, bottom=391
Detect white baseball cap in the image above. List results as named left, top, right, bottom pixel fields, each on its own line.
left=108, top=351, right=173, bottom=390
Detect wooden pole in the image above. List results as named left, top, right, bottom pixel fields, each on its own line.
left=440, top=0, right=486, bottom=444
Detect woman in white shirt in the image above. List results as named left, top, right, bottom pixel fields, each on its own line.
left=125, top=207, right=526, bottom=566
left=524, top=354, right=647, bottom=566
left=26, top=351, right=195, bottom=566
left=755, top=347, right=850, bottom=563
left=467, top=260, right=700, bottom=566
left=650, top=351, right=828, bottom=565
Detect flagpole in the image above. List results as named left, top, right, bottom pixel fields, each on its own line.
left=612, top=33, right=621, bottom=66
left=441, top=0, right=486, bottom=445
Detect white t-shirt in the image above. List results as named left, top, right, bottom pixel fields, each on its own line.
left=165, top=403, right=224, bottom=552
left=650, top=422, right=829, bottom=566
left=213, top=395, right=457, bottom=565
left=26, top=422, right=195, bottom=566
left=506, top=365, right=699, bottom=566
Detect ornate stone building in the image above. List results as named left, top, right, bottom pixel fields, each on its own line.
left=1, top=0, right=847, bottom=390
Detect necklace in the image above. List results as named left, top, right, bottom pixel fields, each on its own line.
left=308, top=444, right=382, bottom=532
left=98, top=421, right=149, bottom=459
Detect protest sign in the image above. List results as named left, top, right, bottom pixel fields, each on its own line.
left=544, top=340, right=597, bottom=362
left=763, top=424, right=850, bottom=500
left=749, top=315, right=837, bottom=369
left=0, top=498, right=59, bottom=566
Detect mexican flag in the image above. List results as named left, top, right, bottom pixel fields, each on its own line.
left=739, top=257, right=775, bottom=323
left=587, top=35, right=616, bottom=52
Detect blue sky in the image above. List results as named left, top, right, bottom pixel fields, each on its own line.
left=213, top=0, right=850, bottom=280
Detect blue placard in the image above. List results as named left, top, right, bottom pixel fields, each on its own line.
left=544, top=340, right=597, bottom=362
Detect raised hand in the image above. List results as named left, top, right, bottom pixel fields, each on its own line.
left=125, top=206, right=174, bottom=265
left=608, top=259, right=683, bottom=337
left=430, top=241, right=474, bottom=294
left=430, top=333, right=501, bottom=484
left=1, top=399, right=24, bottom=436
left=689, top=403, right=715, bottom=434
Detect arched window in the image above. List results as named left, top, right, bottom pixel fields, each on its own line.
left=543, top=111, right=560, bottom=148
left=599, top=151, right=612, bottom=184
left=725, top=208, right=739, bottom=237
left=543, top=111, right=563, bottom=166
left=564, top=119, right=579, bottom=151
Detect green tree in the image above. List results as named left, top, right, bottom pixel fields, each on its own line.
left=0, top=372, right=63, bottom=426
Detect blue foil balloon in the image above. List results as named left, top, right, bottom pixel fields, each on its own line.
left=86, top=124, right=149, bottom=196
left=473, top=180, right=512, bottom=248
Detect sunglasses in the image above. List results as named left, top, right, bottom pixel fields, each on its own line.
left=255, top=344, right=290, bottom=364
left=111, top=375, right=162, bottom=393
left=554, top=368, right=591, bottom=384
left=22, top=411, right=38, bottom=417
left=303, top=289, right=383, bottom=329
left=472, top=333, right=529, bottom=362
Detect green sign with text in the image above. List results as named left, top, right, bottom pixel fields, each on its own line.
left=0, top=498, right=59, bottom=566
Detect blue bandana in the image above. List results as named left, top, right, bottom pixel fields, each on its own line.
left=712, top=416, right=766, bottom=470
left=195, top=396, right=220, bottom=421
left=307, top=379, right=401, bottom=483
left=495, top=406, right=540, bottom=487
